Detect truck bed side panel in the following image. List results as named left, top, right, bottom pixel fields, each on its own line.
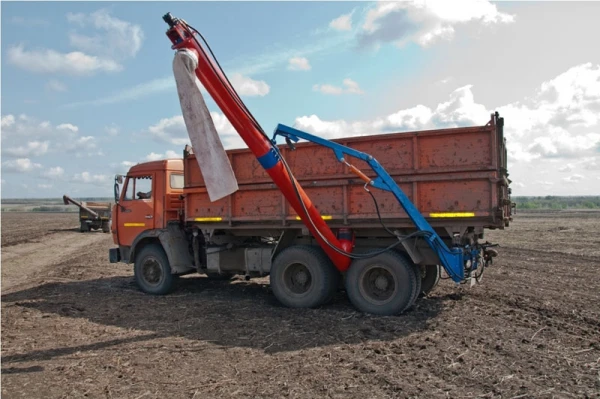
left=183, top=119, right=510, bottom=230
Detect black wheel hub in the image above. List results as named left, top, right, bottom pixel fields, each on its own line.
left=359, top=265, right=397, bottom=305
left=142, top=257, right=163, bottom=286
left=283, top=263, right=312, bottom=295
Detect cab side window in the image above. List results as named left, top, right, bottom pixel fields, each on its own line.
left=123, top=175, right=153, bottom=201
left=135, top=176, right=152, bottom=199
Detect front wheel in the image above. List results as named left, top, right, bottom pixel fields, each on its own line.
left=134, top=244, right=175, bottom=295
left=270, top=245, right=340, bottom=309
left=345, top=250, right=417, bottom=316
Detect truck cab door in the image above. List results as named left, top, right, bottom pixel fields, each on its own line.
left=118, top=174, right=155, bottom=246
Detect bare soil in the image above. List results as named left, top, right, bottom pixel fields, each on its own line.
left=1, top=211, right=599, bottom=399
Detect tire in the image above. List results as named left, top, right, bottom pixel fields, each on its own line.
left=409, top=263, right=422, bottom=309
left=102, top=221, right=110, bottom=233
left=270, top=245, right=341, bottom=309
left=345, top=250, right=417, bottom=316
left=419, top=265, right=441, bottom=297
left=393, top=250, right=421, bottom=308
left=80, top=222, right=89, bottom=233
left=134, top=244, right=175, bottom=295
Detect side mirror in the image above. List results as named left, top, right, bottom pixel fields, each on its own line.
left=114, top=183, right=121, bottom=204
left=114, top=174, right=123, bottom=204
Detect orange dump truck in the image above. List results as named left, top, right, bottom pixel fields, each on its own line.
left=109, top=112, right=511, bottom=314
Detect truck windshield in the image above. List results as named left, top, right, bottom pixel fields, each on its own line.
left=170, top=173, right=184, bottom=189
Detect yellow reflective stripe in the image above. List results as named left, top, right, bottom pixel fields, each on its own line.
left=295, top=215, right=332, bottom=220
left=80, top=216, right=88, bottom=219
left=194, top=217, right=222, bottom=222
left=124, top=223, right=146, bottom=227
left=429, top=212, right=475, bottom=218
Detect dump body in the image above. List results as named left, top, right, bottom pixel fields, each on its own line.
left=182, top=114, right=511, bottom=234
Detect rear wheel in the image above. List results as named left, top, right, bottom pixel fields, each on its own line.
left=102, top=221, right=110, bottom=233
left=270, top=245, right=340, bottom=309
left=134, top=244, right=175, bottom=295
left=80, top=222, right=89, bottom=233
left=409, top=262, right=422, bottom=308
left=345, top=250, right=417, bottom=315
left=419, top=265, right=441, bottom=297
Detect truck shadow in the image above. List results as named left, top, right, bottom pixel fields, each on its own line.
left=2, top=275, right=448, bottom=359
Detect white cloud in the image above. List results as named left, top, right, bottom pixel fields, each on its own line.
left=313, top=78, right=364, bottom=95
left=497, top=63, right=600, bottom=162
left=66, top=10, right=144, bottom=60
left=38, top=183, right=53, bottom=189
left=358, top=0, right=514, bottom=49
left=7, top=45, right=122, bottom=75
left=145, top=153, right=165, bottom=162
left=147, top=112, right=245, bottom=150
left=145, top=150, right=179, bottom=162
left=56, top=123, right=79, bottom=132
left=497, top=63, right=600, bottom=145
left=41, top=167, right=65, bottom=179
left=582, top=157, right=600, bottom=170
left=288, top=57, right=311, bottom=71
left=3, top=141, right=49, bottom=157
left=330, top=13, right=353, bottom=31
left=528, top=130, right=600, bottom=159
left=71, top=171, right=110, bottom=185
left=230, top=73, right=270, bottom=97
left=558, top=163, right=575, bottom=172
left=148, top=116, right=189, bottom=146
left=105, top=125, right=119, bottom=136
left=0, top=114, right=101, bottom=159
left=46, top=79, right=68, bottom=92
left=298, top=84, right=487, bottom=139
left=386, top=105, right=434, bottom=130
left=7, top=10, right=141, bottom=77
left=2, top=158, right=42, bottom=173
left=562, top=174, right=585, bottom=184
left=342, top=78, right=364, bottom=94
left=1, top=115, right=16, bottom=128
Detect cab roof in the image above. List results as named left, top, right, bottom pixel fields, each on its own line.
left=127, top=159, right=183, bottom=175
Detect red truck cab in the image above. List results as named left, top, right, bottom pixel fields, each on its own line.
left=111, top=159, right=184, bottom=254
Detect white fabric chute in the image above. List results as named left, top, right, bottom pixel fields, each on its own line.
left=172, top=49, right=238, bottom=202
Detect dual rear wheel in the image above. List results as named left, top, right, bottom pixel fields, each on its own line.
left=270, top=246, right=440, bottom=315
left=270, top=245, right=340, bottom=309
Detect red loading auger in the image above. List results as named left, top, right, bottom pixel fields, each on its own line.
left=163, top=14, right=352, bottom=272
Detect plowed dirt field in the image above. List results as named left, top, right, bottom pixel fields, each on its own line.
left=2, top=211, right=599, bottom=398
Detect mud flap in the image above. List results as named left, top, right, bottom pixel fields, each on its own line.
left=173, top=49, right=238, bottom=202
left=109, top=248, right=121, bottom=263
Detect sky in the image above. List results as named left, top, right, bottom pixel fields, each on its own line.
left=1, top=0, right=600, bottom=198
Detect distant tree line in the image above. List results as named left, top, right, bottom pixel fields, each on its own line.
left=513, top=196, right=600, bottom=210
